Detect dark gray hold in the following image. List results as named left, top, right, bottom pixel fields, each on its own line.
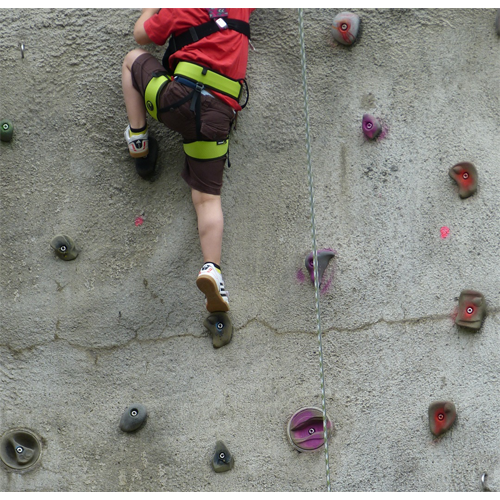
left=204, top=312, right=233, bottom=348
left=0, top=429, right=42, bottom=470
left=51, top=234, right=79, bottom=261
left=119, top=404, right=148, bottom=432
left=212, top=440, right=234, bottom=473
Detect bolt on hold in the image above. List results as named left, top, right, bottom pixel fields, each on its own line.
left=449, top=162, right=478, bottom=199
left=428, top=401, right=456, bottom=437
left=331, top=12, right=360, bottom=45
left=455, top=290, right=486, bottom=331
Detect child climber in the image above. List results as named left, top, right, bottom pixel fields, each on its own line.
left=121, top=8, right=253, bottom=313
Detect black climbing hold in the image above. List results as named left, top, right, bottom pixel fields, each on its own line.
left=119, top=403, right=148, bottom=432
left=135, top=136, right=158, bottom=180
left=305, top=249, right=335, bottom=286
left=212, top=440, right=234, bottom=473
left=51, top=235, right=79, bottom=261
left=0, top=120, right=13, bottom=142
left=204, top=312, right=233, bottom=348
left=0, top=429, right=42, bottom=470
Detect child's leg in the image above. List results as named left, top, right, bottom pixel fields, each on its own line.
left=122, top=48, right=149, bottom=130
left=192, top=188, right=229, bottom=312
left=191, top=188, right=223, bottom=266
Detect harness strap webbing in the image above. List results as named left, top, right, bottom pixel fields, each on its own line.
left=162, top=18, right=251, bottom=70
left=183, top=140, right=229, bottom=160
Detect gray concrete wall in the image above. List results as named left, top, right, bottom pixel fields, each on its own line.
left=1, top=7, right=500, bottom=492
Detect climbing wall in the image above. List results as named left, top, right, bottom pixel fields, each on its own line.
left=1, top=8, right=500, bottom=492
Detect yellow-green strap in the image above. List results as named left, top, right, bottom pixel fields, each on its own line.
left=183, top=140, right=229, bottom=160
left=174, top=61, right=241, bottom=100
left=144, top=75, right=169, bottom=121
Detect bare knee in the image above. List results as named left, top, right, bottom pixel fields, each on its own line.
left=123, top=48, right=148, bottom=72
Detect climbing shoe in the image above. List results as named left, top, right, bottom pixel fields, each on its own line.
left=196, top=263, right=229, bottom=312
left=124, top=125, right=149, bottom=158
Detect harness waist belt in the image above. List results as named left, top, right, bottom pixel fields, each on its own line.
left=174, top=61, right=241, bottom=101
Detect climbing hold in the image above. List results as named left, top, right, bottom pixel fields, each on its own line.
left=287, top=407, right=333, bottom=452
left=362, top=114, right=382, bottom=140
left=50, top=235, right=79, bottom=261
left=448, top=162, right=478, bottom=199
left=305, top=249, right=335, bottom=286
left=0, top=120, right=14, bottom=142
left=456, top=290, right=486, bottom=330
left=119, top=404, right=148, bottom=432
left=331, top=12, right=360, bottom=46
left=212, top=441, right=234, bottom=473
left=204, top=312, right=233, bottom=348
left=0, top=429, right=42, bottom=470
left=135, top=136, right=158, bottom=180
left=428, top=401, right=456, bottom=437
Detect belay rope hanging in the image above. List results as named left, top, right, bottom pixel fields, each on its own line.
left=298, top=8, right=332, bottom=492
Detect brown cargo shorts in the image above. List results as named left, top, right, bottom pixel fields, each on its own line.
left=131, top=52, right=235, bottom=196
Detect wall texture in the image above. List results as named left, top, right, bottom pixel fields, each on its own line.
left=1, top=8, right=500, bottom=492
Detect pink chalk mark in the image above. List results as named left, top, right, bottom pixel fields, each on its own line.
left=440, top=226, right=450, bottom=239
left=135, top=216, right=144, bottom=227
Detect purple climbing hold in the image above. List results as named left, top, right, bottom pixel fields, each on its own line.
left=287, top=407, right=333, bottom=452
left=305, top=249, right=335, bottom=286
left=332, top=12, right=360, bottom=46
left=362, top=114, right=382, bottom=140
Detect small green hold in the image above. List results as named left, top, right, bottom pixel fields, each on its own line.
left=212, top=441, right=234, bottom=473
left=51, top=235, right=79, bottom=261
left=0, top=120, right=13, bottom=142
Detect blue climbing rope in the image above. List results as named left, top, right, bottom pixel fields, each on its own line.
left=297, top=8, right=331, bottom=492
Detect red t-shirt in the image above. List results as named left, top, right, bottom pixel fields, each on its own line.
left=144, top=8, right=254, bottom=110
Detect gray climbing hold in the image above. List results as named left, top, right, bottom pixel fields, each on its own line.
left=0, top=429, right=42, bottom=470
left=332, top=12, right=360, bottom=46
left=305, top=249, right=335, bottom=286
left=51, top=234, right=79, bottom=261
left=212, top=441, right=234, bottom=473
left=119, top=404, right=148, bottom=432
left=204, top=312, right=233, bottom=348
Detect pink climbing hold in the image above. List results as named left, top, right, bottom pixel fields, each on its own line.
left=135, top=216, right=144, bottom=227
left=440, top=226, right=450, bottom=239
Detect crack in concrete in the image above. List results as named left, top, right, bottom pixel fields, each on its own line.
left=1, top=306, right=499, bottom=357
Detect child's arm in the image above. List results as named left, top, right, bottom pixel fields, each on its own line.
left=133, top=8, right=160, bottom=45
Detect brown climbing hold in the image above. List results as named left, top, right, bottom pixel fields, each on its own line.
left=428, top=401, right=456, bottom=437
left=449, top=162, right=478, bottom=199
left=456, top=290, right=486, bottom=330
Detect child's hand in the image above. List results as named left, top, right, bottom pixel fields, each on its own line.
left=141, top=8, right=160, bottom=15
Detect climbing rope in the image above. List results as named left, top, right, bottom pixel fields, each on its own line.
left=297, top=8, right=331, bottom=492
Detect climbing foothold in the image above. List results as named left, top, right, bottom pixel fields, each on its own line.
left=0, top=429, right=42, bottom=470
left=428, top=401, right=456, bottom=437
left=135, top=136, right=158, bottom=180
left=0, top=120, right=14, bottom=142
left=362, top=114, right=382, bottom=140
left=204, top=312, right=233, bottom=349
left=287, top=407, right=333, bottom=452
left=212, top=441, right=234, bottom=473
left=50, top=235, right=79, bottom=261
left=305, top=249, right=335, bottom=286
left=119, top=404, right=148, bottom=432
left=456, top=290, right=486, bottom=330
left=449, top=162, right=478, bottom=199
left=332, top=12, right=360, bottom=46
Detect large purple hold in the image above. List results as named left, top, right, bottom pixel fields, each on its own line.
left=305, top=249, right=335, bottom=286
left=287, top=407, right=333, bottom=452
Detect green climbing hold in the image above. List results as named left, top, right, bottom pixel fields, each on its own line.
left=204, top=312, right=233, bottom=348
left=0, top=120, right=13, bottom=142
left=212, top=441, right=234, bottom=473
